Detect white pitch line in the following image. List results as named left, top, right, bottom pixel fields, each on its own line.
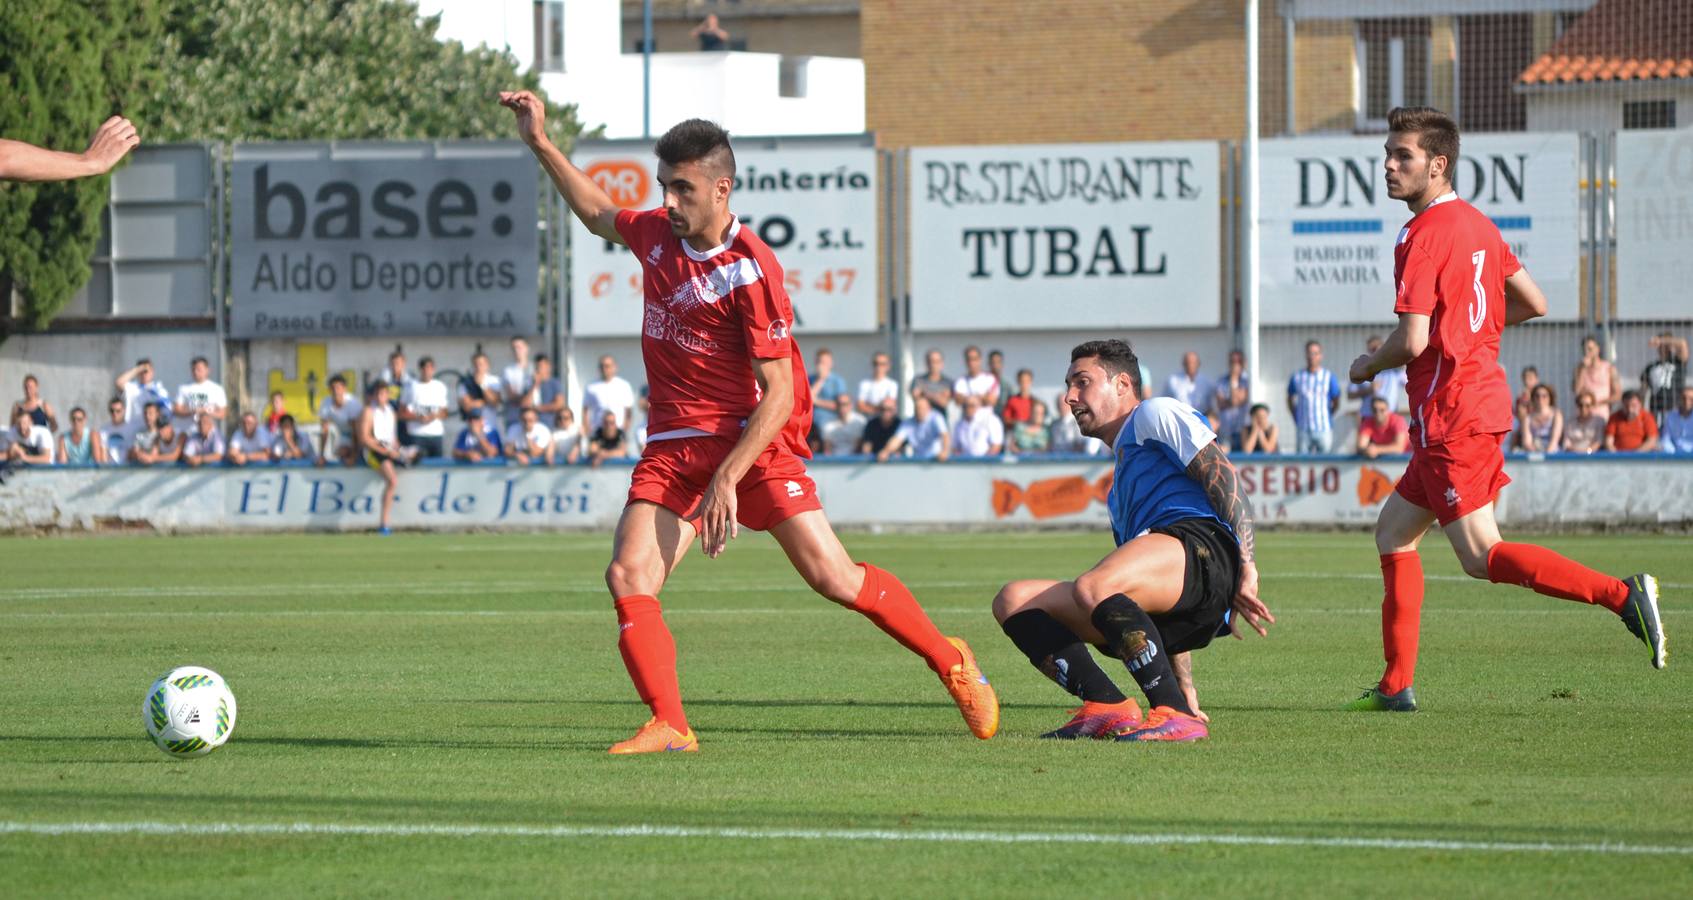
left=0, top=820, right=1688, bottom=857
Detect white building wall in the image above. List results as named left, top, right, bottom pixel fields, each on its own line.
left=1526, top=85, right=1693, bottom=132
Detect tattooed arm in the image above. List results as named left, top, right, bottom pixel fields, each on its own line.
left=1172, top=652, right=1208, bottom=723
left=1186, top=441, right=1274, bottom=638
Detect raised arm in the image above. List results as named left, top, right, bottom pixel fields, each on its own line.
left=498, top=91, right=624, bottom=246
left=1185, top=441, right=1273, bottom=638
left=1503, top=268, right=1548, bottom=326
left=0, top=117, right=138, bottom=182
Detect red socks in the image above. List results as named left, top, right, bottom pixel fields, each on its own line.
left=851, top=563, right=962, bottom=674
left=1379, top=551, right=1425, bottom=695
left=613, top=595, right=688, bottom=733
left=1485, top=542, right=1629, bottom=613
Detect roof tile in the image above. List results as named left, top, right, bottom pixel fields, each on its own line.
left=1517, top=0, right=1693, bottom=86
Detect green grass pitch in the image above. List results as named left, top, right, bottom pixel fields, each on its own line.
left=1, top=529, right=1689, bottom=896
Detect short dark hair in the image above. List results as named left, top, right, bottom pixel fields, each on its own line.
left=278, top=414, right=296, bottom=429
left=534, top=353, right=550, bottom=365
left=419, top=355, right=435, bottom=369
left=1070, top=339, right=1142, bottom=393
left=655, top=118, right=735, bottom=180
left=1388, top=106, right=1460, bottom=178
left=328, top=374, right=347, bottom=388
left=1250, top=402, right=1270, bottom=416
left=1622, top=389, right=1642, bottom=404
left=191, top=356, right=209, bottom=368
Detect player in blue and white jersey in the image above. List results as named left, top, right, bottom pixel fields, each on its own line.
left=993, top=340, right=1274, bottom=742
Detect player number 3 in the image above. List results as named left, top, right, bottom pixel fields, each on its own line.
left=1468, top=249, right=1486, bottom=334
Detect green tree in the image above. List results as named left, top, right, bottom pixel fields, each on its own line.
left=0, top=0, right=163, bottom=330
left=140, top=0, right=588, bottom=146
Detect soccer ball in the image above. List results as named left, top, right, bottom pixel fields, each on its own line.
left=143, top=666, right=238, bottom=758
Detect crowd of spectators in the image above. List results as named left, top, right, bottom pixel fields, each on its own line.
left=3, top=331, right=1689, bottom=475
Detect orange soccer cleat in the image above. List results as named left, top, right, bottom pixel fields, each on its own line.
left=1114, top=706, right=1209, bottom=743
left=1041, top=699, right=1143, bottom=739
left=607, top=717, right=699, bottom=754
left=941, top=637, right=1000, bottom=740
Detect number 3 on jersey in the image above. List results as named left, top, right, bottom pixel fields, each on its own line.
left=1468, top=249, right=1486, bottom=333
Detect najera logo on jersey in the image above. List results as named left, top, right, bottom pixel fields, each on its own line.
left=586, top=160, right=650, bottom=208
left=767, top=319, right=789, bottom=342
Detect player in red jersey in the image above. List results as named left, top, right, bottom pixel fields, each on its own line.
left=500, top=91, right=998, bottom=752
left=1344, top=107, right=1665, bottom=712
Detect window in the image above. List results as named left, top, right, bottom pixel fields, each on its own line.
left=779, top=57, right=809, bottom=98
left=1623, top=100, right=1676, bottom=130
left=533, top=1, right=564, bottom=73
left=1356, top=18, right=1431, bottom=131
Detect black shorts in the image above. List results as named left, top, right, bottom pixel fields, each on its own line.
left=1146, top=517, right=1241, bottom=655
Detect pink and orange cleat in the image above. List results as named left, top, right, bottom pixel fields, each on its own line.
left=1041, top=699, right=1143, bottom=739
left=1114, top=706, right=1209, bottom=742
left=608, top=717, right=699, bottom=754
left=941, top=637, right=1000, bottom=739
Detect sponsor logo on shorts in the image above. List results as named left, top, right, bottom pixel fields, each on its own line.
left=1444, top=486, right=1460, bottom=507
left=785, top=480, right=804, bottom=498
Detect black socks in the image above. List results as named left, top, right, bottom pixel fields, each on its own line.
left=1090, top=594, right=1191, bottom=714
left=1000, top=609, right=1128, bottom=704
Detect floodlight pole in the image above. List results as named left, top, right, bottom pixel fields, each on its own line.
left=1243, top=0, right=1263, bottom=405
left=642, top=0, right=653, bottom=139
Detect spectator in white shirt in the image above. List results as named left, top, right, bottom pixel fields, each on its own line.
left=98, top=397, right=131, bottom=464
left=953, top=345, right=1000, bottom=410
left=505, top=406, right=554, bottom=465
left=501, top=336, right=535, bottom=429
left=457, top=351, right=504, bottom=432
left=583, top=354, right=636, bottom=433
left=173, top=356, right=228, bottom=423
left=182, top=413, right=227, bottom=467
left=227, top=412, right=272, bottom=466
left=316, top=374, right=363, bottom=467
left=551, top=407, right=584, bottom=464
left=1163, top=351, right=1210, bottom=413
left=358, top=382, right=409, bottom=535
left=400, top=356, right=450, bottom=459
left=880, top=393, right=950, bottom=462
left=115, top=358, right=171, bottom=427
left=822, top=394, right=867, bottom=456
left=856, top=351, right=899, bottom=416
left=4, top=406, right=54, bottom=466
left=950, top=393, right=1005, bottom=458
left=129, top=405, right=183, bottom=466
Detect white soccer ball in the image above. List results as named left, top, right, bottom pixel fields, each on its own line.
left=143, top=666, right=238, bottom=758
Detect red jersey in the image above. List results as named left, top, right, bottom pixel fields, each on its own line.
left=614, top=208, right=812, bottom=457
left=1393, top=193, right=1519, bottom=447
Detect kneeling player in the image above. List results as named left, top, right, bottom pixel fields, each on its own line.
left=993, top=340, right=1273, bottom=742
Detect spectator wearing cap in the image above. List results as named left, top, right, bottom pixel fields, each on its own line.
left=317, top=374, right=363, bottom=466
left=115, top=358, right=171, bottom=428
left=4, top=406, right=54, bottom=466
left=227, top=412, right=273, bottom=466
left=182, top=413, right=226, bottom=467
left=400, top=357, right=450, bottom=459
left=129, top=403, right=182, bottom=465
left=56, top=407, right=101, bottom=466
left=173, top=356, right=228, bottom=423
left=10, top=374, right=57, bottom=433
left=1605, top=390, right=1659, bottom=452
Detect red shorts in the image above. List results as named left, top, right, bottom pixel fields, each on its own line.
left=627, top=434, right=821, bottom=531
left=1394, top=431, right=1512, bottom=525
